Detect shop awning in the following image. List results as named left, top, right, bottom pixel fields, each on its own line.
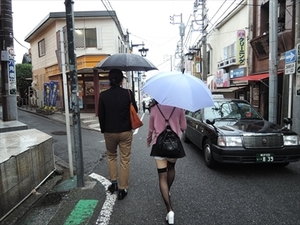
left=232, top=72, right=283, bottom=81
left=212, top=86, right=246, bottom=93
left=232, top=73, right=269, bottom=81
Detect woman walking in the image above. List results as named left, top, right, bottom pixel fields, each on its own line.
left=146, top=103, right=187, bottom=224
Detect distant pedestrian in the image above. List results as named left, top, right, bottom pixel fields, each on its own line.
left=142, top=101, right=146, bottom=113
left=98, top=68, right=138, bottom=200
left=146, top=104, right=187, bottom=224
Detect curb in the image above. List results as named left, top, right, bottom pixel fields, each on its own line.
left=17, top=107, right=99, bottom=131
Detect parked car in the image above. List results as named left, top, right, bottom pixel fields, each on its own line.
left=183, top=96, right=300, bottom=168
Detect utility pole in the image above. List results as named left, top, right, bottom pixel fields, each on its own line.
left=179, top=14, right=185, bottom=72
left=193, top=0, right=207, bottom=82
left=269, top=0, right=278, bottom=123
left=127, top=31, right=148, bottom=102
left=201, top=0, right=208, bottom=82
left=58, top=29, right=74, bottom=178
left=293, top=0, right=300, bottom=134
left=163, top=54, right=173, bottom=71
left=170, top=13, right=185, bottom=72
left=0, top=0, right=17, bottom=121
left=65, top=0, right=84, bottom=188
left=130, top=40, right=144, bottom=95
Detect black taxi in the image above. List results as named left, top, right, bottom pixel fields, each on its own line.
left=183, top=96, right=300, bottom=168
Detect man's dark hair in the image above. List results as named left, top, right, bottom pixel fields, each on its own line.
left=109, top=69, right=123, bottom=86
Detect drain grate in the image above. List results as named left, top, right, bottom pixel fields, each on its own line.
left=34, top=191, right=70, bottom=207
left=51, top=131, right=67, bottom=135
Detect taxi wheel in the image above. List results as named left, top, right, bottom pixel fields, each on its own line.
left=204, top=139, right=216, bottom=168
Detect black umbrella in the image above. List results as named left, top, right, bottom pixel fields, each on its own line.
left=95, top=53, right=158, bottom=72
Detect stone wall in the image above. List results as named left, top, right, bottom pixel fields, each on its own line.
left=0, top=129, right=54, bottom=218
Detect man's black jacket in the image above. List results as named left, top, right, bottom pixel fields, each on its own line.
left=98, top=86, right=138, bottom=133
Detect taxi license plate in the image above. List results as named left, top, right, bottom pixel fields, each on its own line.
left=256, top=153, right=274, bottom=163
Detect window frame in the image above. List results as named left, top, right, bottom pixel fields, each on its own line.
left=38, top=39, right=46, bottom=57
left=74, top=28, right=98, bottom=49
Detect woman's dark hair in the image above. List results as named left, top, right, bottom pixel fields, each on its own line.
left=109, top=69, right=123, bottom=86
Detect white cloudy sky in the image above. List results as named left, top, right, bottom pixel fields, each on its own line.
left=12, top=0, right=241, bottom=71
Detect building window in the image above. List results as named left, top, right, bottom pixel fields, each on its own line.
left=85, top=28, right=97, bottom=47
left=74, top=28, right=97, bottom=48
left=260, top=0, right=286, bottom=35
left=118, top=36, right=125, bottom=53
left=38, top=39, right=46, bottom=57
left=223, top=42, right=236, bottom=60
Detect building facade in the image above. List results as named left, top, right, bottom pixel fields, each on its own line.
left=248, top=0, right=294, bottom=123
left=25, top=11, right=128, bottom=112
left=187, top=0, right=295, bottom=123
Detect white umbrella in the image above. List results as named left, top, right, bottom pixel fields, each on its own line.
left=142, top=71, right=214, bottom=112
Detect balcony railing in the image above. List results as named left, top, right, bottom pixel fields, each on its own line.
left=217, top=57, right=237, bottom=69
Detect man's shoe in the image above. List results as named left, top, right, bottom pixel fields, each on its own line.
left=117, top=189, right=128, bottom=200
left=107, top=183, right=118, bottom=194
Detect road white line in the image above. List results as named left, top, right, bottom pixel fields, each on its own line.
left=133, top=113, right=146, bottom=135
left=89, top=173, right=117, bottom=225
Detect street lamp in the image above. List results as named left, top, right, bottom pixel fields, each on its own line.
left=186, top=46, right=201, bottom=61
left=130, top=41, right=144, bottom=51
left=186, top=47, right=201, bottom=76
left=130, top=42, right=149, bottom=110
left=185, top=52, right=195, bottom=61
left=138, top=47, right=149, bottom=57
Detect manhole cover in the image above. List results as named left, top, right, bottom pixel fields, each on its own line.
left=35, top=191, right=70, bottom=207
left=51, top=131, right=67, bottom=135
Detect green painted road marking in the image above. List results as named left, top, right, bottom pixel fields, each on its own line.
left=64, top=199, right=98, bottom=225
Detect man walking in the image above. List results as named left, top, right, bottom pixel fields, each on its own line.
left=98, top=69, right=138, bottom=200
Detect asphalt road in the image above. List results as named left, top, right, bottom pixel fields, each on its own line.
left=16, top=109, right=300, bottom=225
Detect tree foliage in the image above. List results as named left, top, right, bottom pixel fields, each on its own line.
left=16, top=63, right=32, bottom=94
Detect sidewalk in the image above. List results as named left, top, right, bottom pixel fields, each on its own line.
left=1, top=168, right=107, bottom=225
left=19, top=105, right=100, bottom=132
left=0, top=106, right=105, bottom=225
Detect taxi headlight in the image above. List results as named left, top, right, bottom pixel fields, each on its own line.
left=218, top=136, right=242, bottom=147
left=283, top=135, right=300, bottom=146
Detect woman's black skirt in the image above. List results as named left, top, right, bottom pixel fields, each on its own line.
left=150, top=142, right=186, bottom=158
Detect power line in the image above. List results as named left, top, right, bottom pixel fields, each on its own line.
left=13, top=37, right=29, bottom=50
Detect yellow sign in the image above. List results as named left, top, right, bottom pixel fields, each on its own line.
left=237, top=30, right=245, bottom=65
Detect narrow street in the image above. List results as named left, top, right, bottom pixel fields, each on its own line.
left=2, top=109, right=299, bottom=225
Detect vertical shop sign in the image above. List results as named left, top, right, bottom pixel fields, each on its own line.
left=44, top=82, right=51, bottom=107
left=237, top=30, right=245, bottom=65
left=296, top=44, right=300, bottom=96
left=49, top=81, right=59, bottom=107
left=8, top=55, right=16, bottom=95
left=44, top=81, right=59, bottom=108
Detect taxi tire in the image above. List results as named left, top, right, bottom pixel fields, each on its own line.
left=204, top=139, right=217, bottom=168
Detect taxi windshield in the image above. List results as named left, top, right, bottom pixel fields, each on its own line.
left=204, top=100, right=263, bottom=120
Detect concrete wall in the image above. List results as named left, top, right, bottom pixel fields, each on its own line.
left=0, top=129, right=54, bottom=218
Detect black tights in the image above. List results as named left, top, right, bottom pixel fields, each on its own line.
left=157, top=161, right=176, bottom=212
